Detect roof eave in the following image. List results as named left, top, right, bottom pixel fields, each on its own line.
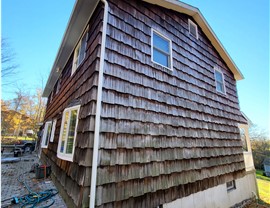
left=42, top=0, right=99, bottom=97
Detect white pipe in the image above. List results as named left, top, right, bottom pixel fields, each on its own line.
left=89, top=0, right=108, bottom=207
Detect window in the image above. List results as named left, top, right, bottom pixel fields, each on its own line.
left=188, top=19, right=198, bottom=39
left=239, top=128, right=248, bottom=151
left=57, top=105, right=80, bottom=161
left=226, top=180, right=236, bottom=191
left=151, top=29, right=172, bottom=70
left=71, top=29, right=88, bottom=75
left=41, top=121, right=52, bottom=148
left=214, top=68, right=226, bottom=94
left=50, top=119, right=57, bottom=142
left=49, top=91, right=54, bottom=103
left=56, top=79, right=61, bottom=94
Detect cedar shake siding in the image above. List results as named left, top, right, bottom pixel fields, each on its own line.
left=96, top=0, right=245, bottom=207
left=41, top=0, right=247, bottom=207
left=41, top=3, right=104, bottom=207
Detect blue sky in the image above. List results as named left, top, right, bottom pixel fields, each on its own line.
left=2, top=0, right=269, bottom=133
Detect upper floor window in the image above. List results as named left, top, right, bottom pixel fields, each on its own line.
left=151, top=29, right=172, bottom=70
left=55, top=79, right=61, bottom=94
left=214, top=68, right=226, bottom=94
left=71, top=29, right=88, bottom=75
left=57, top=105, right=80, bottom=161
left=188, top=19, right=198, bottom=39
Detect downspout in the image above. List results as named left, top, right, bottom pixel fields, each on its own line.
left=89, top=0, right=108, bottom=208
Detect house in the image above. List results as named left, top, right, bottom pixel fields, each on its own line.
left=263, top=158, right=270, bottom=177
left=41, top=0, right=258, bottom=207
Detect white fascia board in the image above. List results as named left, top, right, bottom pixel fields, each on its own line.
left=43, top=0, right=99, bottom=97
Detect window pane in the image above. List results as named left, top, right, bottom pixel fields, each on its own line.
left=74, top=46, right=80, bottom=67
left=215, top=71, right=223, bottom=82
left=153, top=49, right=169, bottom=67
left=78, top=33, right=87, bottom=65
left=153, top=33, right=169, bottom=53
left=190, top=24, right=197, bottom=37
left=216, top=82, right=224, bottom=93
left=66, top=109, right=78, bottom=154
left=60, top=111, right=69, bottom=153
left=45, top=123, right=52, bottom=146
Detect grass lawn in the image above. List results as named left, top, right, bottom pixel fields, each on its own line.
left=256, top=170, right=270, bottom=205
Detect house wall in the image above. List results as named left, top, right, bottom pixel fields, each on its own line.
left=40, top=3, right=104, bottom=207
left=163, top=172, right=258, bottom=208
left=95, top=0, right=247, bottom=207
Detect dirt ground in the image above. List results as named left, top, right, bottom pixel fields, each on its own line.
left=1, top=151, right=67, bottom=208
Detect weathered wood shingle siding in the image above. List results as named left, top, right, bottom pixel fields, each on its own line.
left=96, top=0, right=245, bottom=207
left=41, top=3, right=104, bottom=207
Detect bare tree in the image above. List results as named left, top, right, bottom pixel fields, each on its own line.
left=1, top=38, right=19, bottom=85
left=249, top=124, right=270, bottom=169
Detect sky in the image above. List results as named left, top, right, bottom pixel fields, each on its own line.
left=2, top=0, right=269, bottom=133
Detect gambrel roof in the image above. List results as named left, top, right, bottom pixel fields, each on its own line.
left=43, top=0, right=244, bottom=97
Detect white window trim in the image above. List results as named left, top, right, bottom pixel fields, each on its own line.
left=151, top=28, right=173, bottom=71
left=188, top=19, right=198, bottom=39
left=50, top=119, right=57, bottom=142
left=214, top=67, right=226, bottom=95
left=57, top=105, right=80, bottom=162
left=41, top=121, right=52, bottom=148
left=71, top=27, right=89, bottom=76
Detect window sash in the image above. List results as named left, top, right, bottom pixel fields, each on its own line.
left=152, top=30, right=172, bottom=69
left=71, top=29, right=88, bottom=75
left=42, top=121, right=52, bottom=148
left=57, top=105, right=80, bottom=161
left=188, top=19, right=198, bottom=39
left=50, top=119, right=57, bottom=142
left=78, top=32, right=88, bottom=65
left=214, top=69, right=225, bottom=93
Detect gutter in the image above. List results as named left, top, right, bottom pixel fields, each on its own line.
left=89, top=0, right=108, bottom=207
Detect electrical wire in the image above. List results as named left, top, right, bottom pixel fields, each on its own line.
left=15, top=171, right=58, bottom=208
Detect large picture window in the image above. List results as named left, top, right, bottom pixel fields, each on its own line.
left=57, top=105, right=80, bottom=161
left=151, top=29, right=172, bottom=70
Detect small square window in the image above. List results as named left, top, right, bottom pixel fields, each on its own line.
left=71, top=29, right=88, bottom=75
left=226, top=180, right=236, bottom=191
left=57, top=105, right=80, bottom=161
left=151, top=29, right=172, bottom=70
left=188, top=19, right=198, bottom=39
left=214, top=68, right=226, bottom=94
